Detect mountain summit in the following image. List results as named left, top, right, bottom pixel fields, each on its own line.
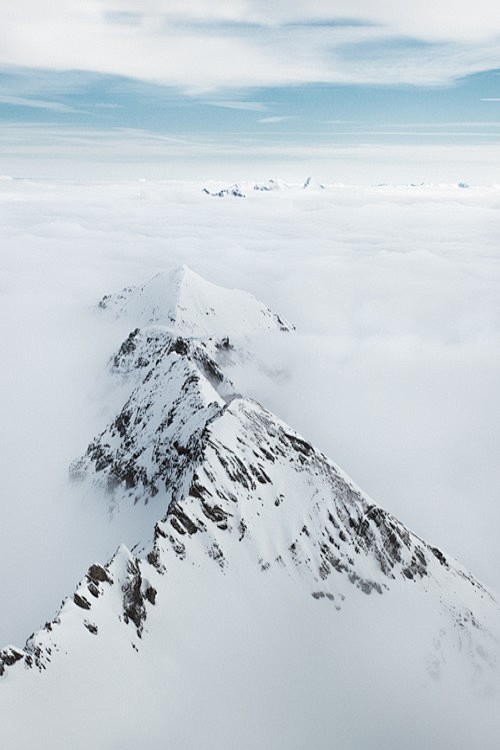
left=0, top=269, right=499, bottom=749
left=98, top=265, right=294, bottom=337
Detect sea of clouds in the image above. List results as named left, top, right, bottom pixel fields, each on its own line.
left=0, top=176, right=499, bottom=651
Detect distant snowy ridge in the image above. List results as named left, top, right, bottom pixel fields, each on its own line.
left=202, top=183, right=245, bottom=198
left=201, top=178, right=482, bottom=194
left=203, top=177, right=324, bottom=194
left=253, top=178, right=287, bottom=192
left=98, top=265, right=294, bottom=336
left=303, top=176, right=325, bottom=190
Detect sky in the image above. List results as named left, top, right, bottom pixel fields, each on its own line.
left=1, top=1, right=500, bottom=180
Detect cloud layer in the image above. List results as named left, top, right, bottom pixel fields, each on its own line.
left=1, top=1, right=500, bottom=89
left=1, top=177, right=499, bottom=648
left=2, top=123, right=500, bottom=184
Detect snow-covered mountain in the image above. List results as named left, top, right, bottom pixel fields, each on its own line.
left=253, top=178, right=287, bottom=191
left=1, top=269, right=499, bottom=749
left=202, top=183, right=246, bottom=198
left=69, top=325, right=498, bottom=612
left=98, top=265, right=294, bottom=336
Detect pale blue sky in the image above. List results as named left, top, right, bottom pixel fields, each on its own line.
left=1, top=2, right=499, bottom=180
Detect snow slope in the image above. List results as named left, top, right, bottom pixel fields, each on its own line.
left=1, top=270, right=499, bottom=749
left=98, top=265, right=294, bottom=337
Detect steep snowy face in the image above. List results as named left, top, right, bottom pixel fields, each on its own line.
left=1, top=268, right=499, bottom=750
left=69, top=327, right=486, bottom=591
left=3, top=321, right=498, bottom=694
left=70, top=328, right=235, bottom=512
left=98, top=265, right=294, bottom=336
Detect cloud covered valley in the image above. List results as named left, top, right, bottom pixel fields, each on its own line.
left=1, top=176, right=499, bottom=748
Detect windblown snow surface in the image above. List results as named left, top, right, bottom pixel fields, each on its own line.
left=97, top=264, right=294, bottom=335
left=1, top=178, right=500, bottom=749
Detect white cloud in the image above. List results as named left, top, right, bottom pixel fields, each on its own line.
left=0, top=2, right=499, bottom=89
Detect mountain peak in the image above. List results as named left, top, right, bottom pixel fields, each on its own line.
left=7, top=321, right=498, bottom=693
left=164, top=263, right=199, bottom=285
left=1, top=270, right=499, bottom=748
left=98, top=266, right=294, bottom=337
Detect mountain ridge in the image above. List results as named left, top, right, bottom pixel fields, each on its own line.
left=1, top=268, right=499, bottom=750
left=2, top=316, right=498, bottom=685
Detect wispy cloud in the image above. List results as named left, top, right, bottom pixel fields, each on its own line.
left=380, top=121, right=500, bottom=127
left=93, top=102, right=123, bottom=110
left=481, top=97, right=500, bottom=101
left=0, top=93, right=83, bottom=113
left=1, top=122, right=499, bottom=185
left=257, top=115, right=296, bottom=124
left=205, top=100, right=267, bottom=111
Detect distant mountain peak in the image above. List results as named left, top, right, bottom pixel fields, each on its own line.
left=202, top=183, right=245, bottom=198
left=98, top=266, right=295, bottom=337
left=303, top=176, right=325, bottom=190
left=253, top=178, right=287, bottom=192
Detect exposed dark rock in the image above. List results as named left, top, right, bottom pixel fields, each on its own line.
left=208, top=543, right=225, bottom=568
left=169, top=338, right=189, bottom=357
left=189, top=478, right=212, bottom=500
left=170, top=517, right=185, bottom=535
left=122, top=560, right=145, bottom=635
left=168, top=502, right=199, bottom=535
left=114, top=409, right=132, bottom=438
left=194, top=350, right=225, bottom=386
left=74, top=593, right=92, bottom=610
left=87, top=564, right=113, bottom=585
left=238, top=519, right=247, bottom=541
left=312, top=591, right=335, bottom=601
left=284, top=434, right=314, bottom=457
left=169, top=535, right=186, bottom=559
left=0, top=648, right=24, bottom=669
left=250, top=463, right=271, bottom=484
left=146, top=548, right=164, bottom=573
left=199, top=498, right=229, bottom=529
left=87, top=582, right=100, bottom=598
left=431, top=546, right=449, bottom=567
left=112, top=328, right=140, bottom=369
left=153, top=522, right=167, bottom=539
left=215, top=337, right=232, bottom=351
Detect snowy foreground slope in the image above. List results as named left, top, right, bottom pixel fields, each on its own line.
left=1, top=268, right=499, bottom=749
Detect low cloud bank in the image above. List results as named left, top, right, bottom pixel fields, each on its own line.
left=0, top=178, right=498, bottom=647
